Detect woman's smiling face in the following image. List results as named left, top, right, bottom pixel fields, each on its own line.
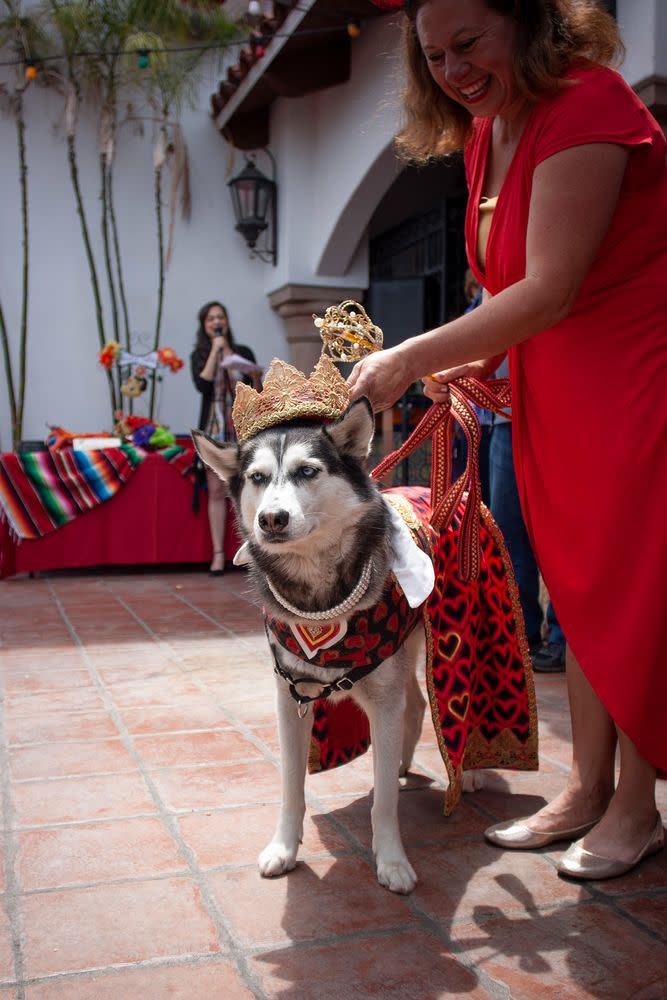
left=204, top=305, right=229, bottom=341
left=416, top=0, right=524, bottom=121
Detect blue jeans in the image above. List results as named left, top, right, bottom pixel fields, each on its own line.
left=489, top=422, right=564, bottom=648
left=452, top=425, right=491, bottom=508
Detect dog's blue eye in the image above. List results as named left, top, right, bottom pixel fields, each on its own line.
left=250, top=472, right=266, bottom=485
left=300, top=466, right=318, bottom=479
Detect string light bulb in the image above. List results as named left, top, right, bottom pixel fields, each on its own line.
left=346, top=19, right=361, bottom=38
left=247, top=0, right=262, bottom=27
left=25, top=62, right=37, bottom=81
left=138, top=49, right=149, bottom=69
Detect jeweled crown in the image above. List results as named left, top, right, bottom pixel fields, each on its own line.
left=316, top=300, right=383, bottom=362
left=232, top=354, right=351, bottom=442
left=232, top=301, right=384, bottom=441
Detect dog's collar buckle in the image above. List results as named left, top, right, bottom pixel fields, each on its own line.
left=334, top=675, right=355, bottom=691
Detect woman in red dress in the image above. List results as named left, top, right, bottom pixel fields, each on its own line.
left=349, top=0, right=666, bottom=879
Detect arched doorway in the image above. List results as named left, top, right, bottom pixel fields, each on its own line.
left=366, top=157, right=469, bottom=483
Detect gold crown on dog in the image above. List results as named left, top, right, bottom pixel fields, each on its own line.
left=232, top=301, right=384, bottom=441
left=232, top=354, right=351, bottom=442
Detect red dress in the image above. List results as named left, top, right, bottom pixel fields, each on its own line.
left=464, top=64, right=667, bottom=771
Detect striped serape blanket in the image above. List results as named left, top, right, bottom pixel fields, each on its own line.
left=0, top=444, right=195, bottom=541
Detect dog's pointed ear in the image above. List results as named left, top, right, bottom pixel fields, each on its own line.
left=192, top=429, right=239, bottom=482
left=325, top=397, right=375, bottom=462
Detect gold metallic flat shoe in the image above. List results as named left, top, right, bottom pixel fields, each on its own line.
left=484, top=816, right=602, bottom=850
left=557, top=814, right=664, bottom=880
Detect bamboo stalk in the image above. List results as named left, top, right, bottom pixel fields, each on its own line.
left=107, top=167, right=130, bottom=350
left=149, top=158, right=165, bottom=420
left=0, top=299, right=17, bottom=445
left=15, top=93, right=28, bottom=452
left=99, top=154, right=119, bottom=344
left=66, top=132, right=117, bottom=418
left=100, top=151, right=122, bottom=406
left=107, top=163, right=132, bottom=416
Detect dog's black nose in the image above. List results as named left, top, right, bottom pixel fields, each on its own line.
left=258, top=510, right=290, bottom=534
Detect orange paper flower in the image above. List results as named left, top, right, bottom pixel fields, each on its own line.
left=157, top=347, right=184, bottom=373
left=99, top=341, right=121, bottom=369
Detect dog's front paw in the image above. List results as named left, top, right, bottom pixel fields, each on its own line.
left=376, top=856, right=417, bottom=895
left=258, top=841, right=298, bottom=878
left=462, top=769, right=487, bottom=793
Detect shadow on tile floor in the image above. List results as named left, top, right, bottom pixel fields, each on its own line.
left=0, top=568, right=664, bottom=999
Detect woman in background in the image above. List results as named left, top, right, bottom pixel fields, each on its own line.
left=190, top=301, right=261, bottom=574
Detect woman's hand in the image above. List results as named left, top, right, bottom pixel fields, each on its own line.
left=422, top=372, right=452, bottom=405
left=422, top=355, right=505, bottom=402
left=200, top=336, right=226, bottom=381
left=347, top=346, right=416, bottom=412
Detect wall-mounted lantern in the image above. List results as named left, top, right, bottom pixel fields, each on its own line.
left=228, top=153, right=277, bottom=265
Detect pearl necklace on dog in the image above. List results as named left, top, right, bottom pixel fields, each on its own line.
left=265, top=558, right=374, bottom=622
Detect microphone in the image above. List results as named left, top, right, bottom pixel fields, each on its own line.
left=213, top=326, right=224, bottom=338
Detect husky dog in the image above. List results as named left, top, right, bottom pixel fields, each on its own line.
left=193, top=399, right=430, bottom=894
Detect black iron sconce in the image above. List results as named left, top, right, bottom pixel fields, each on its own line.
left=228, top=152, right=277, bottom=265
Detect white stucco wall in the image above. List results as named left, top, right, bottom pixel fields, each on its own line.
left=616, top=0, right=666, bottom=84
left=652, top=0, right=667, bottom=78
left=269, top=14, right=404, bottom=287
left=0, top=59, right=286, bottom=448
left=1, top=0, right=662, bottom=450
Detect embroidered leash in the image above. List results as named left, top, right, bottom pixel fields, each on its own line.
left=370, top=377, right=512, bottom=580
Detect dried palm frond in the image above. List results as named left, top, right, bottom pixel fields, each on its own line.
left=165, top=121, right=190, bottom=269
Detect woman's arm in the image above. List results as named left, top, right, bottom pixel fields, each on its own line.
left=199, top=339, right=224, bottom=382
left=191, top=342, right=221, bottom=394
left=349, top=142, right=629, bottom=410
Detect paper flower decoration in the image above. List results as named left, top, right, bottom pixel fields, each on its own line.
left=123, top=415, right=153, bottom=431
left=120, top=375, right=145, bottom=398
left=157, top=347, right=184, bottom=372
left=130, top=424, right=157, bottom=447
left=113, top=413, right=176, bottom=451
left=149, top=426, right=175, bottom=448
left=99, top=341, right=121, bottom=369
left=102, top=345, right=184, bottom=441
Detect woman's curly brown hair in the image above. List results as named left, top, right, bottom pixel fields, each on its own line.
left=396, top=0, right=624, bottom=162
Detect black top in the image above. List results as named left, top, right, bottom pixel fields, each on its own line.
left=190, top=343, right=258, bottom=432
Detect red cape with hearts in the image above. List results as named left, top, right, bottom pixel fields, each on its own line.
left=303, top=486, right=538, bottom=814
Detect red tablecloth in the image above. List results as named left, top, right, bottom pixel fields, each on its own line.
left=0, top=452, right=240, bottom=578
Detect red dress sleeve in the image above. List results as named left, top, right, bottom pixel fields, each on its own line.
left=532, top=64, right=661, bottom=167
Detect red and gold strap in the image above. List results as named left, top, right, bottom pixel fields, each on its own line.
left=370, top=377, right=511, bottom=581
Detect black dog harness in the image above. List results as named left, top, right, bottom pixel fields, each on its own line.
left=267, top=637, right=380, bottom=715
left=265, top=571, right=425, bottom=713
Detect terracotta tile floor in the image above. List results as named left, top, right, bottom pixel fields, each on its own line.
left=0, top=567, right=665, bottom=1000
